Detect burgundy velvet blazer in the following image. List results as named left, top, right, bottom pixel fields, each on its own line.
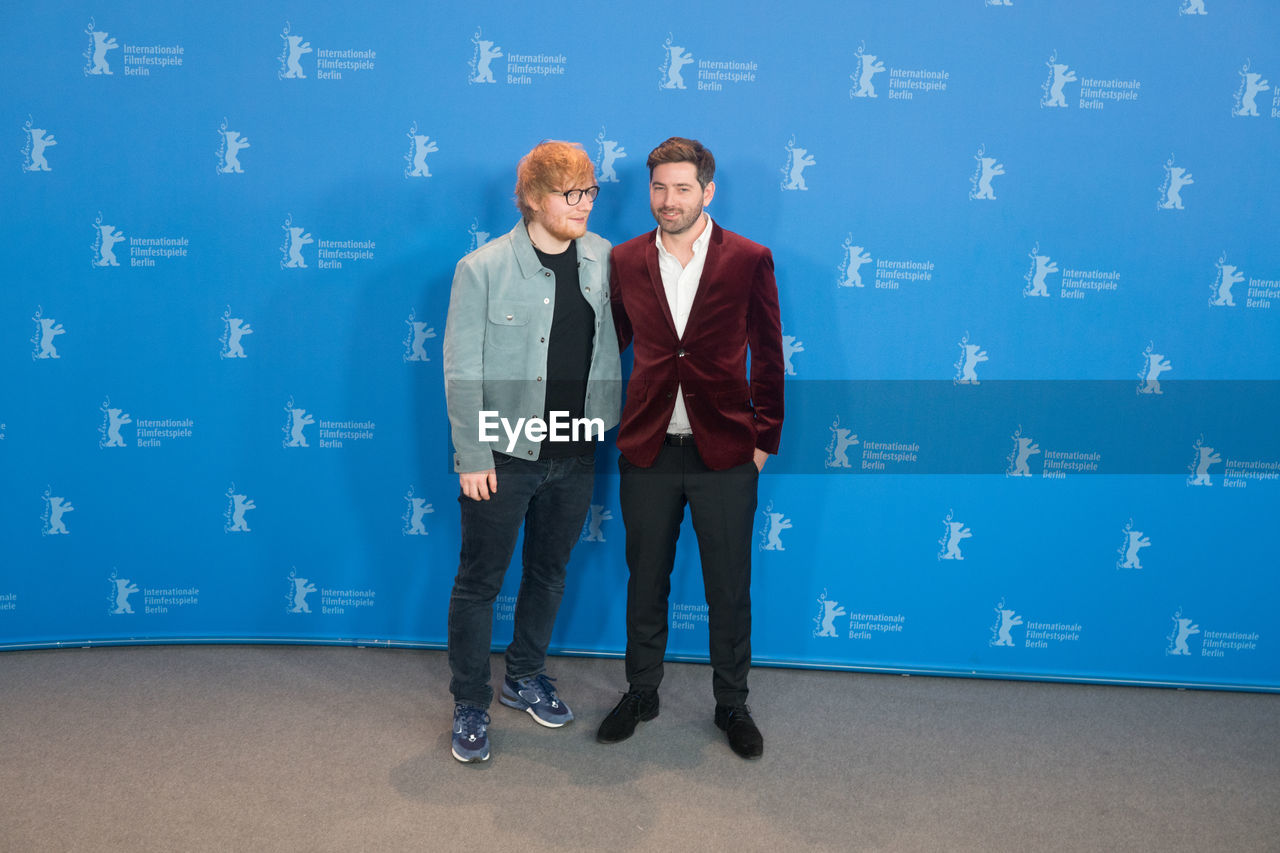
left=609, top=222, right=785, bottom=470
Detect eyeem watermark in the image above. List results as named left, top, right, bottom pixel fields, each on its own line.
left=479, top=411, right=604, bottom=452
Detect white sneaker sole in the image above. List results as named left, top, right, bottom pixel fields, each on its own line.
left=499, top=693, right=572, bottom=728
left=451, top=745, right=490, bottom=763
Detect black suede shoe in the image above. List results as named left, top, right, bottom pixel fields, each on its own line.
left=715, top=704, right=763, bottom=759
left=596, top=689, right=659, bottom=744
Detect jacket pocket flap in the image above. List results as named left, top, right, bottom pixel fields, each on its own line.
left=487, top=303, right=529, bottom=326
left=713, top=383, right=753, bottom=404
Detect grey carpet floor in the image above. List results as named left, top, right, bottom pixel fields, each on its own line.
left=0, top=645, right=1276, bottom=853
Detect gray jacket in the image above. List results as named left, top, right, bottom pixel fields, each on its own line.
left=443, top=221, right=621, bottom=473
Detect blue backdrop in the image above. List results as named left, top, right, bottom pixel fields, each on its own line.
left=3, top=0, right=1277, bottom=691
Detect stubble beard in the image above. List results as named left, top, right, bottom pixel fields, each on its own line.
left=653, top=204, right=703, bottom=237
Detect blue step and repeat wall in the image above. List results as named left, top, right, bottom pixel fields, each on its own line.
left=3, top=1, right=1278, bottom=691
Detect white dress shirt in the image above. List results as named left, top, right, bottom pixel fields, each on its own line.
left=655, top=213, right=713, bottom=435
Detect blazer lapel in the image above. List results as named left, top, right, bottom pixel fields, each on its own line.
left=678, top=221, right=721, bottom=342
left=645, top=237, right=679, bottom=339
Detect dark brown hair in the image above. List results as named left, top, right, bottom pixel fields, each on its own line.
left=646, top=137, right=715, bottom=187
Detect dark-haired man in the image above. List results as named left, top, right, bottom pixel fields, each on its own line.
left=598, top=137, right=784, bottom=759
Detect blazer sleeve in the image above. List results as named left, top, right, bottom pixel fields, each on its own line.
left=747, top=248, right=784, bottom=454
left=609, top=251, right=633, bottom=354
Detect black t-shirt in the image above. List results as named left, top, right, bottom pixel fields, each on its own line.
left=534, top=241, right=597, bottom=458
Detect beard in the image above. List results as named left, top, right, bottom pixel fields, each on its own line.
left=652, top=203, right=703, bottom=236
left=545, top=218, right=587, bottom=243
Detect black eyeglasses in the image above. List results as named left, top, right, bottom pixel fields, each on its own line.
left=559, top=186, right=600, bottom=205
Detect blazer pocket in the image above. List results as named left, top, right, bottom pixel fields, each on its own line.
left=486, top=302, right=529, bottom=351
left=713, top=383, right=753, bottom=409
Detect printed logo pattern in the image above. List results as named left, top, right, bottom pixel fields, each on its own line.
left=220, top=308, right=252, bottom=359
left=990, top=599, right=1022, bottom=647
left=659, top=34, right=694, bottom=89
left=781, top=136, right=815, bottom=191
left=580, top=504, right=612, bottom=542
left=404, top=122, right=439, bottom=178
left=1116, top=520, right=1149, bottom=569
left=1166, top=608, right=1200, bottom=654
left=1232, top=61, right=1270, bottom=117
left=224, top=484, right=256, bottom=532
left=969, top=145, right=1004, bottom=200
left=937, top=510, right=971, bottom=560
left=1186, top=436, right=1220, bottom=486
left=1158, top=155, right=1193, bottom=210
left=1041, top=51, right=1077, bottom=107
left=22, top=118, right=56, bottom=172
left=813, top=590, right=846, bottom=638
left=91, top=213, right=125, bottom=268
left=216, top=119, right=250, bottom=174
left=953, top=333, right=988, bottom=385
left=402, top=310, right=437, bottom=362
left=850, top=43, right=885, bottom=98
left=283, top=397, right=313, bottom=448
left=824, top=416, right=859, bottom=468
left=758, top=501, right=792, bottom=552
left=1136, top=343, right=1172, bottom=395
left=470, top=28, right=503, bottom=83
left=278, top=23, right=311, bottom=79
left=1005, top=426, right=1040, bottom=477
left=287, top=570, right=316, bottom=613
left=31, top=307, right=65, bottom=360
left=595, top=128, right=627, bottom=183
left=402, top=486, right=434, bottom=535
left=83, top=19, right=119, bottom=76
left=42, top=488, right=74, bottom=536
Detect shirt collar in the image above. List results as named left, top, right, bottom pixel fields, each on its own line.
left=655, top=212, right=713, bottom=260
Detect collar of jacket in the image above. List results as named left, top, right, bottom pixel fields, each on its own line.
left=509, top=219, right=601, bottom=280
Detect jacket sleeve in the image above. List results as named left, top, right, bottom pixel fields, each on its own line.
left=609, top=251, right=633, bottom=354
left=442, top=256, right=495, bottom=473
left=747, top=248, right=785, bottom=454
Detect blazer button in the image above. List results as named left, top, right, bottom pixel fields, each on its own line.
left=537, top=376, right=543, bottom=382
left=506, top=314, right=514, bottom=321
left=544, top=271, right=551, bottom=277
left=677, top=349, right=686, bottom=357
left=666, top=392, right=673, bottom=399
left=540, top=337, right=546, bottom=343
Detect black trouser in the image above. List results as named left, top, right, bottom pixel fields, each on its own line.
left=618, top=439, right=758, bottom=707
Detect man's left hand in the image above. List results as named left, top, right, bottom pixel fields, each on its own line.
left=754, top=448, right=769, bottom=472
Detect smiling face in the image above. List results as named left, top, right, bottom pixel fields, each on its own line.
left=649, top=161, right=714, bottom=237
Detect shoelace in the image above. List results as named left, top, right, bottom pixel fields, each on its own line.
left=529, top=674, right=561, bottom=707
left=456, top=706, right=489, bottom=738
left=610, top=691, right=646, bottom=717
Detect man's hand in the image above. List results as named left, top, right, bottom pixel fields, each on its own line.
left=460, top=469, right=497, bottom=501
left=753, top=448, right=769, bottom=472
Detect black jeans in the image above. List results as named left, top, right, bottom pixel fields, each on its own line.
left=447, top=452, right=595, bottom=708
left=619, top=442, right=759, bottom=706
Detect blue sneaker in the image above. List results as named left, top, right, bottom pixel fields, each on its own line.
left=499, top=673, right=574, bottom=727
left=451, top=704, right=490, bottom=763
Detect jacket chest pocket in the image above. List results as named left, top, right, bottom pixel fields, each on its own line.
left=486, top=302, right=530, bottom=351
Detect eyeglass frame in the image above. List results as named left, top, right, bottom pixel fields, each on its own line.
left=556, top=185, right=600, bottom=206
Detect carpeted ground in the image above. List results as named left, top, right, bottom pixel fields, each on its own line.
left=1, top=645, right=1276, bottom=852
